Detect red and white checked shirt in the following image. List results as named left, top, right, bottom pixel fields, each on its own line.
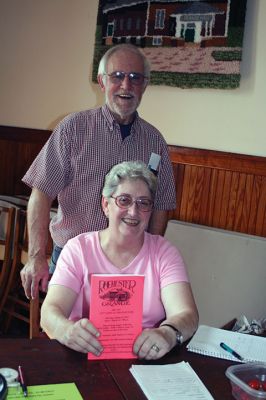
left=22, top=105, right=176, bottom=247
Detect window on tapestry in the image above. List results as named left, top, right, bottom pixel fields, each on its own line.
left=180, top=24, right=185, bottom=39
left=155, top=9, right=165, bottom=29
left=152, top=36, right=162, bottom=46
left=106, top=22, right=114, bottom=37
left=126, top=17, right=132, bottom=31
left=136, top=17, right=141, bottom=30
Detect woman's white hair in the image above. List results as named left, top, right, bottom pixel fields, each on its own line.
left=102, top=161, right=157, bottom=199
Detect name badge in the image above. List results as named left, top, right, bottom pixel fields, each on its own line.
left=148, top=153, right=161, bottom=176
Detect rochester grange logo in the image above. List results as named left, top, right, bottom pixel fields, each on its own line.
left=98, top=278, right=137, bottom=306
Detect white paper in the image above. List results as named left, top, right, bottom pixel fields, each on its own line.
left=130, top=362, right=214, bottom=400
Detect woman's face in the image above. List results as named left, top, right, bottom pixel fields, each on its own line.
left=102, top=178, right=152, bottom=239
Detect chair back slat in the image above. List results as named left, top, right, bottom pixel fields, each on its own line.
left=1, top=208, right=54, bottom=338
left=0, top=205, right=16, bottom=296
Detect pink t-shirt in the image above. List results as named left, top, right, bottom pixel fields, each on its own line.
left=49, top=231, right=189, bottom=328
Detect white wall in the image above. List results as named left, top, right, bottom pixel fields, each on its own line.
left=165, top=221, right=266, bottom=328
left=0, top=0, right=266, bottom=156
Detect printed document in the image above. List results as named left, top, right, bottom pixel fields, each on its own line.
left=130, top=361, right=214, bottom=399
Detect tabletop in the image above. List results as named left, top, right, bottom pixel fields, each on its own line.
left=0, top=338, right=124, bottom=400
left=0, top=337, right=238, bottom=399
left=106, top=346, right=238, bottom=400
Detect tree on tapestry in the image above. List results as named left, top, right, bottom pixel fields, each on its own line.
left=92, top=0, right=247, bottom=89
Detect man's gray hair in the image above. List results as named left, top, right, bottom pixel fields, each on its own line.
left=102, top=161, right=157, bottom=199
left=98, top=44, right=150, bottom=79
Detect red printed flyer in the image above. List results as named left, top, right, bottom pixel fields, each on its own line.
left=88, top=274, right=144, bottom=360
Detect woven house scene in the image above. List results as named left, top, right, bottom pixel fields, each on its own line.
left=93, top=0, right=247, bottom=89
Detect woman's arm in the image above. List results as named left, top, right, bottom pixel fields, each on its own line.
left=160, top=281, right=199, bottom=341
left=133, top=282, right=198, bottom=360
left=40, top=285, right=103, bottom=355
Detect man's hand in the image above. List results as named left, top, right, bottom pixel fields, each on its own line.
left=20, top=256, right=50, bottom=299
left=21, top=188, right=53, bottom=299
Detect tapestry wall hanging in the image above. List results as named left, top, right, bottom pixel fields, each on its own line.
left=92, top=0, right=247, bottom=89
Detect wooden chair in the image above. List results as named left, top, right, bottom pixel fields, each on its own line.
left=0, top=208, right=53, bottom=338
left=0, top=204, right=16, bottom=299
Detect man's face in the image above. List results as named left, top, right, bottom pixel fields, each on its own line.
left=98, top=50, right=148, bottom=124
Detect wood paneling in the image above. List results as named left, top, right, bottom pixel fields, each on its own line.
left=0, top=126, right=52, bottom=195
left=0, top=126, right=265, bottom=237
left=168, top=146, right=266, bottom=237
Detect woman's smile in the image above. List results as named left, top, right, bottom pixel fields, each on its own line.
left=121, top=217, right=140, bottom=226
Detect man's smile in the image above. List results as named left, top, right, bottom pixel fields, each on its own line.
left=116, top=93, right=134, bottom=100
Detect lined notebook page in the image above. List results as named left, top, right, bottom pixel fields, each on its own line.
left=187, top=325, right=266, bottom=363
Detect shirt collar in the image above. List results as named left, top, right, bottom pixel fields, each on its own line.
left=101, top=104, right=139, bottom=131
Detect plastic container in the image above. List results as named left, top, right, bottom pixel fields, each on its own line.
left=226, top=363, right=266, bottom=400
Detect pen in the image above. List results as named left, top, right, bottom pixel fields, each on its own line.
left=220, top=342, right=243, bottom=361
left=18, top=365, right=28, bottom=397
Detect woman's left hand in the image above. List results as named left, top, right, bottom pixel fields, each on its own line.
left=133, top=326, right=176, bottom=360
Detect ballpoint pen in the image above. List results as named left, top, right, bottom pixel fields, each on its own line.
left=18, top=365, right=28, bottom=397
left=220, top=342, right=243, bottom=361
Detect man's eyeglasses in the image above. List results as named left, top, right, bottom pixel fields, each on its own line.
left=104, top=71, right=147, bottom=86
left=110, top=194, right=153, bottom=212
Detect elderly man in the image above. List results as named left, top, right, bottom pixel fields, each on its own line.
left=21, top=44, right=176, bottom=299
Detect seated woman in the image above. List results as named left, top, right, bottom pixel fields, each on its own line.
left=41, top=161, right=198, bottom=359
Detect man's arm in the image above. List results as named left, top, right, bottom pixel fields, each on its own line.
left=20, top=188, right=53, bottom=299
left=148, top=209, right=169, bottom=236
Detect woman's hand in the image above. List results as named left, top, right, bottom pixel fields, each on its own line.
left=41, top=286, right=104, bottom=355
left=133, top=326, right=176, bottom=360
left=62, top=318, right=103, bottom=355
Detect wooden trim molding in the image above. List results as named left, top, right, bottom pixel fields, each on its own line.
left=0, top=125, right=51, bottom=143
left=0, top=126, right=265, bottom=237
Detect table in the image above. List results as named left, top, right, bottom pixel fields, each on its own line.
left=0, top=338, right=237, bottom=399
left=105, top=345, right=236, bottom=399
left=0, top=338, right=124, bottom=400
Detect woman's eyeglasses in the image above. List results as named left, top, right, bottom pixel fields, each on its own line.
left=104, top=71, right=147, bottom=86
left=110, top=194, right=153, bottom=212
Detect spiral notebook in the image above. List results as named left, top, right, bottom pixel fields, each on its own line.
left=187, top=325, right=266, bottom=363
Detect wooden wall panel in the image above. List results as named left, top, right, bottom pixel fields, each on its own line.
left=256, top=177, right=266, bottom=236
left=0, top=126, right=51, bottom=195
left=169, top=146, right=266, bottom=238
left=207, top=168, right=219, bottom=227
left=0, top=126, right=265, bottom=237
left=240, top=174, right=253, bottom=234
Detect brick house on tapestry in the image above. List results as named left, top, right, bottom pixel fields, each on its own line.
left=101, top=0, right=231, bottom=47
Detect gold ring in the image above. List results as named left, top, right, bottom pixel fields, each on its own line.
left=151, top=344, right=160, bottom=353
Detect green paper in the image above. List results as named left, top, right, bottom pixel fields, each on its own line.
left=7, top=383, right=83, bottom=399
